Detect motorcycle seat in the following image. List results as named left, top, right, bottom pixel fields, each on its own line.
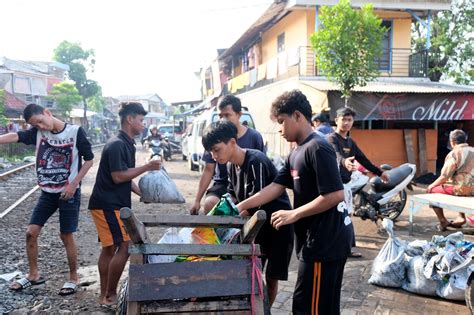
left=369, top=164, right=413, bottom=193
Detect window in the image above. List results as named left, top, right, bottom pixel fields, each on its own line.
left=277, top=33, right=285, bottom=53
left=378, top=20, right=392, bottom=71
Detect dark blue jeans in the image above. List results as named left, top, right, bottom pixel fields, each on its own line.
left=30, top=189, right=81, bottom=233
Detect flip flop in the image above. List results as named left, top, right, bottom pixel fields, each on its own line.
left=448, top=220, right=465, bottom=228
left=100, top=303, right=117, bottom=311
left=58, top=281, right=80, bottom=296
left=349, top=251, right=362, bottom=258
left=9, top=277, right=46, bottom=291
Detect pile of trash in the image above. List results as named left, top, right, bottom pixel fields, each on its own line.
left=148, top=194, right=242, bottom=264
left=369, top=219, right=474, bottom=301
left=139, top=167, right=186, bottom=203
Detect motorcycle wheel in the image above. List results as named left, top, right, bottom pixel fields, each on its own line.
left=117, top=278, right=128, bottom=315
left=379, top=190, right=407, bottom=221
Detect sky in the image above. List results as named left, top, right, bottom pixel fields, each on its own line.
left=1, top=0, right=271, bottom=103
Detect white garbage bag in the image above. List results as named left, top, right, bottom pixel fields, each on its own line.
left=139, top=168, right=186, bottom=204
left=436, top=266, right=470, bottom=301
left=147, top=227, right=184, bottom=264
left=402, top=256, right=438, bottom=296
left=368, top=219, right=407, bottom=288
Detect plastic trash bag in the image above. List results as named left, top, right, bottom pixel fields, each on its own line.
left=405, top=240, right=430, bottom=257
left=402, top=256, right=438, bottom=296
left=139, top=168, right=186, bottom=204
left=436, top=267, right=470, bottom=301
left=368, top=219, right=407, bottom=288
left=148, top=227, right=183, bottom=264
left=207, top=193, right=239, bottom=216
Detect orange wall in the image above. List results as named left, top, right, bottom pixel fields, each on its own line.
left=351, top=129, right=438, bottom=174
left=261, top=10, right=309, bottom=63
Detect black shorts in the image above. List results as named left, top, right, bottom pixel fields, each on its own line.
left=256, top=218, right=294, bottom=281
left=205, top=182, right=228, bottom=199
left=30, top=189, right=81, bottom=233
left=293, top=258, right=347, bottom=315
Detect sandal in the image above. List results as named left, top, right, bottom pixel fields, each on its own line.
left=10, top=277, right=46, bottom=291
left=58, top=281, right=80, bottom=296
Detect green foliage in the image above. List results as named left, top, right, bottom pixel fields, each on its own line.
left=412, top=0, right=473, bottom=84
left=48, top=82, right=82, bottom=114
left=53, top=41, right=102, bottom=129
left=0, top=89, right=8, bottom=125
left=310, top=0, right=386, bottom=103
left=87, top=95, right=105, bottom=113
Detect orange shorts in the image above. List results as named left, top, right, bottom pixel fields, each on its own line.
left=90, top=209, right=130, bottom=247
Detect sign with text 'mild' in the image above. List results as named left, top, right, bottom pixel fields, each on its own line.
left=328, top=92, right=474, bottom=121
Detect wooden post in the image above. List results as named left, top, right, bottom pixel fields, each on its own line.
left=120, top=207, right=150, bottom=244
left=418, top=129, right=428, bottom=175
left=404, top=129, right=416, bottom=174
left=241, top=210, right=266, bottom=244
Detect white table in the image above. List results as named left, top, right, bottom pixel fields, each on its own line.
left=408, top=193, right=474, bottom=234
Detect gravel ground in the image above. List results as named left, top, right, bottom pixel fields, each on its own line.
left=0, top=146, right=197, bottom=314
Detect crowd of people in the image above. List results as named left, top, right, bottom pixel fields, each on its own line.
left=0, top=89, right=472, bottom=314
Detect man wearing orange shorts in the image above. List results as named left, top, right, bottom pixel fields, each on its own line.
left=88, top=102, right=161, bottom=309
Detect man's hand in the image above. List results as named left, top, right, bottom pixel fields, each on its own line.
left=190, top=201, right=201, bottom=215
left=344, top=156, right=357, bottom=171
left=60, top=182, right=78, bottom=200
left=239, top=210, right=250, bottom=217
left=271, top=210, right=297, bottom=230
left=147, top=159, right=162, bottom=171
left=380, top=171, right=390, bottom=184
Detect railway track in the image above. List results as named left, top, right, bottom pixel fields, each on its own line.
left=0, top=144, right=105, bottom=219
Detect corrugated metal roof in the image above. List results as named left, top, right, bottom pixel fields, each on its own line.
left=220, top=1, right=288, bottom=59
left=300, top=78, right=474, bottom=93
left=0, top=57, right=69, bottom=75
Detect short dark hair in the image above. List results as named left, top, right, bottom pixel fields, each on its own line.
left=118, top=102, right=147, bottom=124
left=218, top=95, right=242, bottom=113
left=23, top=103, right=45, bottom=122
left=270, top=90, right=312, bottom=122
left=336, top=107, right=356, bottom=118
left=202, top=120, right=238, bottom=152
left=449, top=129, right=467, bottom=144
left=312, top=112, right=329, bottom=123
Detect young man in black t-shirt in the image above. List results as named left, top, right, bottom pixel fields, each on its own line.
left=190, top=95, right=264, bottom=215
left=201, top=121, right=294, bottom=306
left=327, top=107, right=389, bottom=258
left=237, top=90, right=353, bottom=315
left=88, top=102, right=161, bottom=308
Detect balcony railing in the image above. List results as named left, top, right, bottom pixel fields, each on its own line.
left=224, top=46, right=428, bottom=95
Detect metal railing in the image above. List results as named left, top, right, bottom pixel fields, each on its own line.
left=409, top=49, right=429, bottom=77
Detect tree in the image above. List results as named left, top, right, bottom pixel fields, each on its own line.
left=53, top=41, right=101, bottom=130
left=48, top=82, right=82, bottom=115
left=412, top=0, right=473, bottom=84
left=0, top=89, right=7, bottom=125
left=87, top=95, right=105, bottom=113
left=310, top=0, right=386, bottom=105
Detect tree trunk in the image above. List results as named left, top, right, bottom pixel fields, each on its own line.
left=83, top=97, right=89, bottom=132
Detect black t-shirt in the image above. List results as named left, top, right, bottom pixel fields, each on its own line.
left=203, top=127, right=265, bottom=184
left=88, top=131, right=136, bottom=211
left=327, top=132, right=382, bottom=184
left=273, top=132, right=353, bottom=262
left=228, top=149, right=291, bottom=214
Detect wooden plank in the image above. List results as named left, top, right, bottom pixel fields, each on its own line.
left=129, top=243, right=261, bottom=256
left=120, top=207, right=150, bottom=244
left=404, top=129, right=416, bottom=166
left=128, top=260, right=262, bottom=302
left=128, top=254, right=143, bottom=314
left=418, top=129, right=428, bottom=175
left=141, top=299, right=250, bottom=313
left=242, top=210, right=266, bottom=244
left=137, top=214, right=247, bottom=228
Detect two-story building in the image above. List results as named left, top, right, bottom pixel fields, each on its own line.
left=201, top=0, right=474, bottom=174
left=0, top=57, right=69, bottom=118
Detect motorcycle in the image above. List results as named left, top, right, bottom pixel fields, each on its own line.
left=347, top=163, right=416, bottom=222
left=148, top=139, right=164, bottom=161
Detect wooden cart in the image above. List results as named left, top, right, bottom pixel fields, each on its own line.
left=119, top=207, right=268, bottom=314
